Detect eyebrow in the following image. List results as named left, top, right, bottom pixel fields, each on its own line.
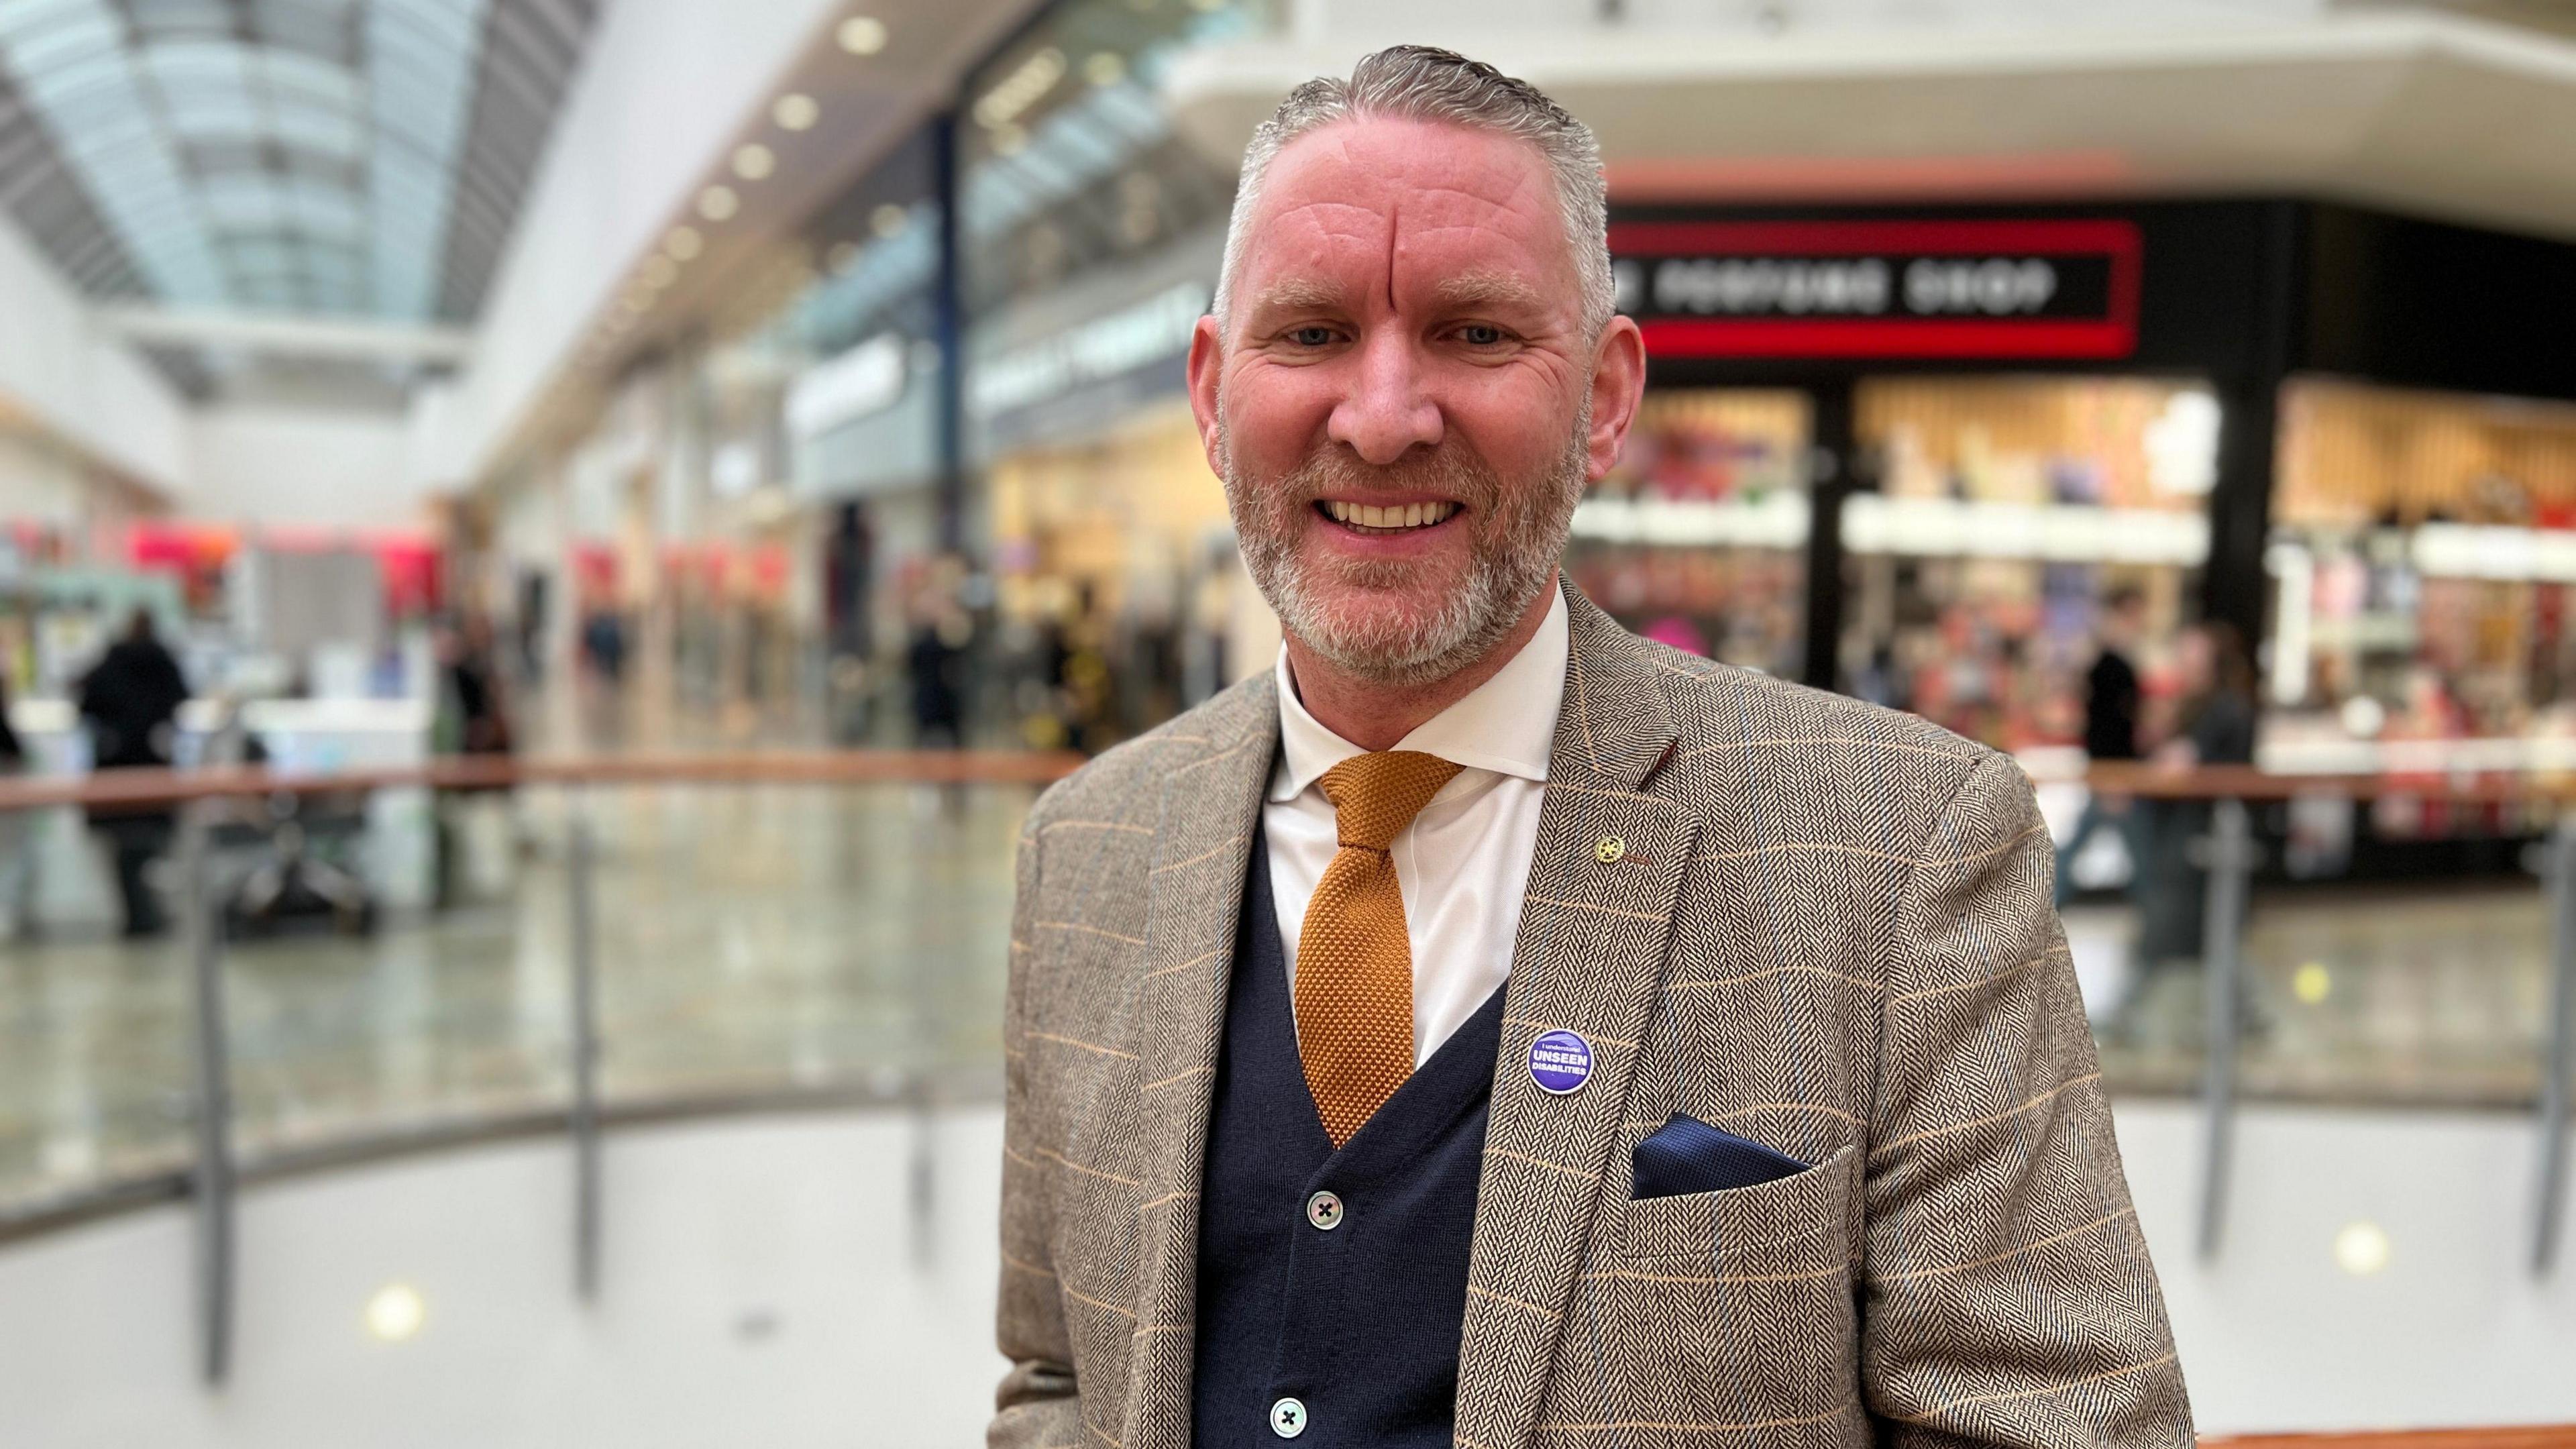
left=1249, top=277, right=1350, bottom=315
left=1433, top=270, right=1549, bottom=313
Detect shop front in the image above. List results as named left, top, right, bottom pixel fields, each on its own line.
left=955, top=0, right=1276, bottom=750
left=1610, top=197, right=2576, bottom=869
left=968, top=239, right=1250, bottom=751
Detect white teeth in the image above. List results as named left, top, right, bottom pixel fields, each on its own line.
left=1324, top=500, right=1456, bottom=530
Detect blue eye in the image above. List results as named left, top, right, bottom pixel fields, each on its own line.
left=1460, top=325, right=1505, bottom=345
left=1289, top=326, right=1335, bottom=347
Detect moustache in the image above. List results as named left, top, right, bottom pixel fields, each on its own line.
left=1267, top=441, right=1504, bottom=513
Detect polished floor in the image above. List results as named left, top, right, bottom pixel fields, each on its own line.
left=0, top=783, right=2561, bottom=1218
left=0, top=784, right=1030, bottom=1218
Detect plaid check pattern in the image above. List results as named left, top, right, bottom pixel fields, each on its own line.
left=992, top=584, right=2192, bottom=1449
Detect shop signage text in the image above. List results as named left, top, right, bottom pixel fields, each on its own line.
left=972, top=281, right=1210, bottom=417
left=1609, top=219, right=2141, bottom=360
left=786, top=332, right=908, bottom=441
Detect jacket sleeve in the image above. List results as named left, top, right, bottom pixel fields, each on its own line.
left=991, top=813, right=1087, bottom=1448
left=1860, top=753, right=2193, bottom=1448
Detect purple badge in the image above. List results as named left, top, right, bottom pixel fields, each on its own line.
left=1527, top=1030, right=1594, bottom=1095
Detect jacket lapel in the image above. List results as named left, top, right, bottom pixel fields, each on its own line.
left=1121, top=672, right=1278, bottom=1449
left=1455, top=584, right=1698, bottom=1449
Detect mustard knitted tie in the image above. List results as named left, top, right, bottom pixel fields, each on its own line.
left=1294, top=749, right=1463, bottom=1148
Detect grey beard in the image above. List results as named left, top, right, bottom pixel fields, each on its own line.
left=1218, top=402, right=1591, bottom=688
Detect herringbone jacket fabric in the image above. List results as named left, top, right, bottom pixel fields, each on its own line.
left=992, top=584, right=2191, bottom=1449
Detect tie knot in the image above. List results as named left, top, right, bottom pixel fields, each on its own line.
left=1318, top=750, right=1463, bottom=852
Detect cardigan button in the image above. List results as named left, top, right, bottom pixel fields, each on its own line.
left=1304, top=1191, right=1344, bottom=1231
left=1270, top=1396, right=1309, bottom=1438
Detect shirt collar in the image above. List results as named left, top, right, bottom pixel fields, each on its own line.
left=1269, top=583, right=1568, bottom=804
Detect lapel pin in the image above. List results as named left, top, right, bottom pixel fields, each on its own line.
left=1595, top=836, right=1625, bottom=864
left=1528, top=1029, right=1594, bottom=1095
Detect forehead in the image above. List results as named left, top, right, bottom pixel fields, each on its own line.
left=1238, top=115, right=1572, bottom=299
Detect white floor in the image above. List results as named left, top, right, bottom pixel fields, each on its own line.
left=2, top=1102, right=2571, bottom=1446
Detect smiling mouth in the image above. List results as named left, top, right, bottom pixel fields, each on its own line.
left=1317, top=500, right=1461, bottom=535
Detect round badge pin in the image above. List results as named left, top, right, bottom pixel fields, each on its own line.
left=1527, top=1029, right=1594, bottom=1095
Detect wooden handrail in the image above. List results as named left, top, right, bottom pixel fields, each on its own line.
left=0, top=749, right=1087, bottom=812
left=2077, top=760, right=2576, bottom=805
left=0, top=748, right=2564, bottom=812
left=2207, top=1429, right=2576, bottom=1449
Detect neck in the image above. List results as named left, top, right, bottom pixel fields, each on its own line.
left=1284, top=575, right=1558, bottom=752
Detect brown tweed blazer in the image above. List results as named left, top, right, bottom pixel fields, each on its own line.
left=993, top=584, right=2190, bottom=1449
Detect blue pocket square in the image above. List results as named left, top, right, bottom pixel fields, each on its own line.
left=1631, top=1114, right=1811, bottom=1199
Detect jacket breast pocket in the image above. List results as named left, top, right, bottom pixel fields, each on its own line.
left=1598, top=1144, right=1864, bottom=1444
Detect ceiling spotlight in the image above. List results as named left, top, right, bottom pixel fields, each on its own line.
left=1083, top=52, right=1125, bottom=87
left=639, top=254, right=679, bottom=289
left=773, top=93, right=820, bottom=131
left=364, top=1283, right=426, bottom=1342
left=733, top=143, right=776, bottom=181
left=869, top=203, right=908, bottom=239
left=837, top=15, right=887, bottom=54
left=2333, top=1221, right=2391, bottom=1277
left=664, top=225, right=703, bottom=261
left=698, top=184, right=739, bottom=221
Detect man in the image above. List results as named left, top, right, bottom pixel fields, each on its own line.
left=2056, top=586, right=2146, bottom=906
left=994, top=47, right=2188, bottom=1449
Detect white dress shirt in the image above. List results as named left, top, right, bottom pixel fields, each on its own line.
left=1266, top=586, right=1569, bottom=1067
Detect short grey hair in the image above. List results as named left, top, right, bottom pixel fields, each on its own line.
left=1212, top=45, right=1614, bottom=338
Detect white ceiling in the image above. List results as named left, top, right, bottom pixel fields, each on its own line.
left=1163, top=11, right=2576, bottom=241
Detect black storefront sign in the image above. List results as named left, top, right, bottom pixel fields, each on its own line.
left=1610, top=218, right=2143, bottom=360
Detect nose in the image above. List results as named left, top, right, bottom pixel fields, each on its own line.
left=1325, top=329, right=1442, bottom=466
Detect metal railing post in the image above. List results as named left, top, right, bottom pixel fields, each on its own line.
left=569, top=800, right=602, bottom=1301
left=2534, top=812, right=2576, bottom=1275
left=2196, top=796, right=2253, bottom=1261
left=179, top=803, right=235, bottom=1385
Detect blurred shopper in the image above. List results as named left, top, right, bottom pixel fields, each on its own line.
left=906, top=594, right=969, bottom=751
left=994, top=48, right=2186, bottom=1449
left=77, top=610, right=189, bottom=937
left=2056, top=586, right=2148, bottom=905
left=0, top=672, right=32, bottom=940
left=433, top=612, right=517, bottom=906
left=437, top=612, right=515, bottom=759
left=2127, top=619, right=2261, bottom=1032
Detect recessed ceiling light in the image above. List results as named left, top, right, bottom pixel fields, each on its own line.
left=639, top=254, right=679, bottom=289
left=2292, top=962, right=2331, bottom=1004
left=1083, top=52, right=1124, bottom=87
left=2333, top=1220, right=2391, bottom=1277
left=773, top=93, right=820, bottom=131
left=664, top=225, right=703, bottom=261
left=733, top=144, right=775, bottom=181
left=837, top=15, right=887, bottom=54
left=869, top=203, right=907, bottom=238
left=364, top=1283, right=425, bottom=1342
left=698, top=184, right=739, bottom=221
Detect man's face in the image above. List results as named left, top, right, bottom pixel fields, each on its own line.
left=1188, top=115, right=1644, bottom=685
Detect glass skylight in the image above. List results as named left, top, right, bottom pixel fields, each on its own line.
left=0, top=0, right=525, bottom=321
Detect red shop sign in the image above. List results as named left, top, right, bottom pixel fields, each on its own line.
left=1609, top=219, right=2143, bottom=360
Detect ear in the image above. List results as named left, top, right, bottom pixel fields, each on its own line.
left=1187, top=313, right=1225, bottom=474
left=1583, top=315, right=1648, bottom=484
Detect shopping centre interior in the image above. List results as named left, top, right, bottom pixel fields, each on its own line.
left=3, top=0, right=2576, bottom=1442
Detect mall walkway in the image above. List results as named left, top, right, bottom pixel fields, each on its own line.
left=1, top=781, right=2559, bottom=1220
